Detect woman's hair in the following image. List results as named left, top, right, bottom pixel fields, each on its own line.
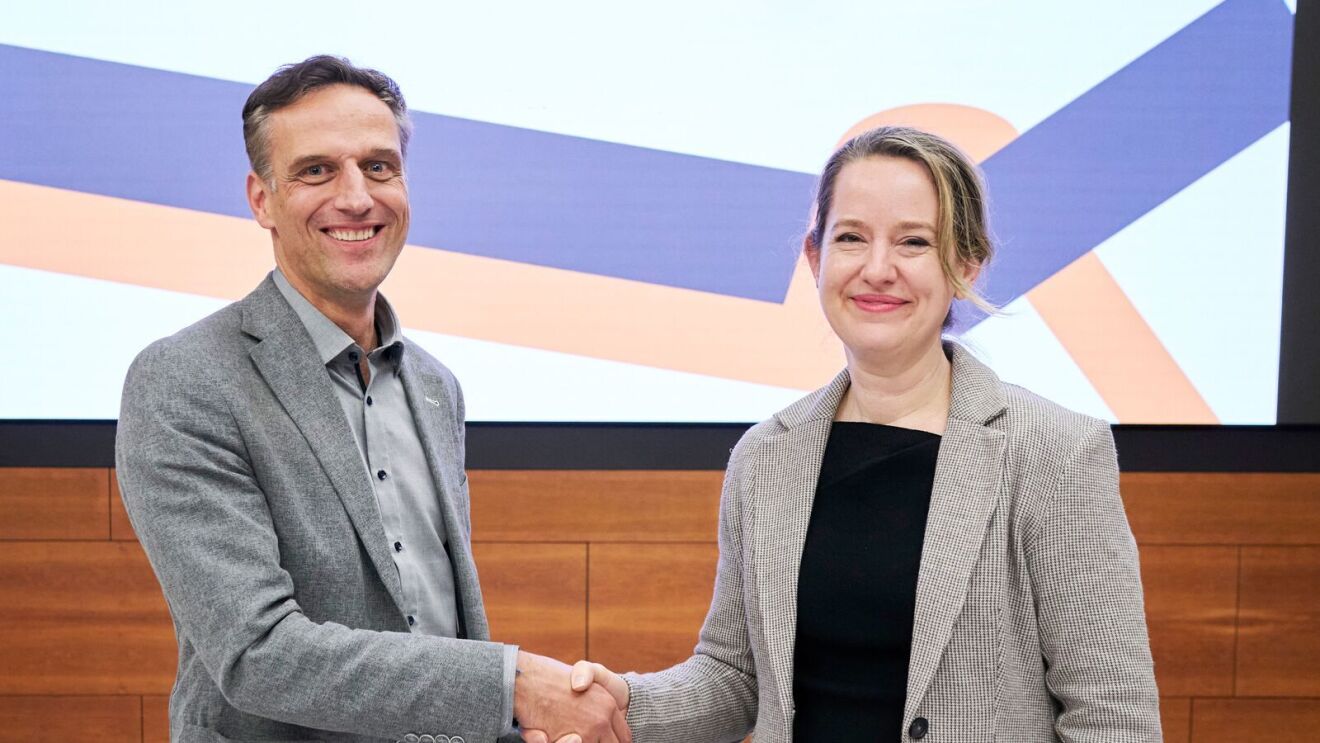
left=806, top=126, right=996, bottom=315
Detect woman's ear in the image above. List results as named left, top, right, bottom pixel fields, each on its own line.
left=957, top=259, right=982, bottom=295
left=804, top=235, right=822, bottom=285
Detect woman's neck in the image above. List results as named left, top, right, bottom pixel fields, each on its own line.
left=837, top=342, right=953, bottom=434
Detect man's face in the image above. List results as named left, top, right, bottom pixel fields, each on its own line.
left=246, top=84, right=409, bottom=312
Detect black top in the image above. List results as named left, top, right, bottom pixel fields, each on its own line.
left=792, top=422, right=940, bottom=741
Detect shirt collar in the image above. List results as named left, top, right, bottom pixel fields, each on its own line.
left=272, top=269, right=406, bottom=366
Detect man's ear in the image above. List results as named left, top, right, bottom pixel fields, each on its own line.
left=246, top=172, right=276, bottom=229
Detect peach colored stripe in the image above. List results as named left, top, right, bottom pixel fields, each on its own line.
left=0, top=179, right=841, bottom=390
left=1027, top=252, right=1218, bottom=423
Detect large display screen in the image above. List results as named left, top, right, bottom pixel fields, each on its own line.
left=0, top=0, right=1298, bottom=423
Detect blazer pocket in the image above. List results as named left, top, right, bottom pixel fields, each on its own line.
left=177, top=721, right=353, bottom=742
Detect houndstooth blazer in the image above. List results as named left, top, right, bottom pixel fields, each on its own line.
left=624, top=343, right=1161, bottom=742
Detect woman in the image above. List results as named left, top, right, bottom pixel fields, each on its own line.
left=565, top=126, right=1161, bottom=742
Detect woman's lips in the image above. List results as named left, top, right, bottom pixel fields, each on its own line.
left=851, top=294, right=909, bottom=313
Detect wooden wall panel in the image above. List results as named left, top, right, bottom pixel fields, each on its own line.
left=0, top=468, right=108, bottom=540
left=143, top=695, right=169, bottom=743
left=0, top=542, right=174, bottom=695
left=470, top=471, right=721, bottom=542
left=0, top=695, right=141, bottom=742
left=1122, top=473, right=1320, bottom=545
left=473, top=542, right=587, bottom=662
left=110, top=472, right=137, bottom=541
left=1140, top=546, right=1238, bottom=696
left=588, top=543, right=718, bottom=673
left=1190, top=698, right=1320, bottom=742
left=1160, top=697, right=1191, bottom=743
left=1, top=466, right=1317, bottom=741
left=1237, top=546, right=1320, bottom=696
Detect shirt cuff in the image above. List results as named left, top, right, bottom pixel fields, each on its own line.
left=501, top=643, right=519, bottom=735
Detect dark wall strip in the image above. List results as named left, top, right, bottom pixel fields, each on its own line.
left=3, top=421, right=1319, bottom=472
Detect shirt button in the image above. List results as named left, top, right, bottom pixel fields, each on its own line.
left=348, top=351, right=360, bottom=362
left=407, top=615, right=416, bottom=626
left=366, top=395, right=374, bottom=406
left=377, top=470, right=388, bottom=481
left=394, top=541, right=403, bottom=552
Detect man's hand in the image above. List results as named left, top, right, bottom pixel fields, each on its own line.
left=514, top=651, right=631, bottom=743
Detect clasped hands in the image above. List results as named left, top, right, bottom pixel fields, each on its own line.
left=514, top=651, right=630, bottom=743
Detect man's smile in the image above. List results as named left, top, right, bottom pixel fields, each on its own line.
left=322, top=225, right=384, bottom=242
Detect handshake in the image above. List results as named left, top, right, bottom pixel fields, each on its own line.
left=514, top=652, right=632, bottom=743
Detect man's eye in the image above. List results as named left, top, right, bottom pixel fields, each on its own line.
left=834, top=233, right=862, bottom=243
left=299, top=164, right=332, bottom=181
left=365, top=162, right=397, bottom=179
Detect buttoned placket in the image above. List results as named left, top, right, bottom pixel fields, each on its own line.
left=353, top=345, right=417, bottom=632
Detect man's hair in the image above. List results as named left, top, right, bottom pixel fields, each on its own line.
left=242, top=55, right=412, bottom=183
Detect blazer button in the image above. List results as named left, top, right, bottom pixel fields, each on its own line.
left=909, top=716, right=929, bottom=739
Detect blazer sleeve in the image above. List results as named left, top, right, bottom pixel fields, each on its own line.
left=115, top=340, right=512, bottom=742
left=1028, top=418, right=1162, bottom=741
left=623, top=434, right=761, bottom=742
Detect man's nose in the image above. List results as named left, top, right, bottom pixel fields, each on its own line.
left=332, top=167, right=373, bottom=213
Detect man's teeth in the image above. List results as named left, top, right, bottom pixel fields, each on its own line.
left=326, top=228, right=375, bottom=241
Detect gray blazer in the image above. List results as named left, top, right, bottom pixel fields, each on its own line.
left=117, top=275, right=512, bottom=743
left=625, top=343, right=1161, bottom=742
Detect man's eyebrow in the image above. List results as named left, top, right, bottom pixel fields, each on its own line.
left=362, top=148, right=403, bottom=162
left=285, top=154, right=330, bottom=173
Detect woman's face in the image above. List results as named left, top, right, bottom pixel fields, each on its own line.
left=808, top=155, right=975, bottom=367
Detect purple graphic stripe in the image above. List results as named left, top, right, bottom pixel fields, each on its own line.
left=0, top=45, right=809, bottom=301
left=975, top=0, right=1293, bottom=311
left=0, top=0, right=1295, bottom=308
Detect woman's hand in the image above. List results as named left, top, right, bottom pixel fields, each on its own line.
left=569, top=660, right=630, bottom=711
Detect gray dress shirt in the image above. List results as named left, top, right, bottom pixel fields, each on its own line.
left=274, top=270, right=517, bottom=730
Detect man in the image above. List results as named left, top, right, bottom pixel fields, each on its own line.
left=116, top=56, right=625, bottom=743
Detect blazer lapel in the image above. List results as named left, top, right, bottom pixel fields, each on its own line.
left=755, top=371, right=850, bottom=727
left=242, top=280, right=407, bottom=614
left=398, top=354, right=489, bottom=641
left=903, top=343, right=1008, bottom=721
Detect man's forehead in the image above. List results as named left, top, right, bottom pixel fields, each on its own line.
left=265, top=85, right=401, bottom=163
